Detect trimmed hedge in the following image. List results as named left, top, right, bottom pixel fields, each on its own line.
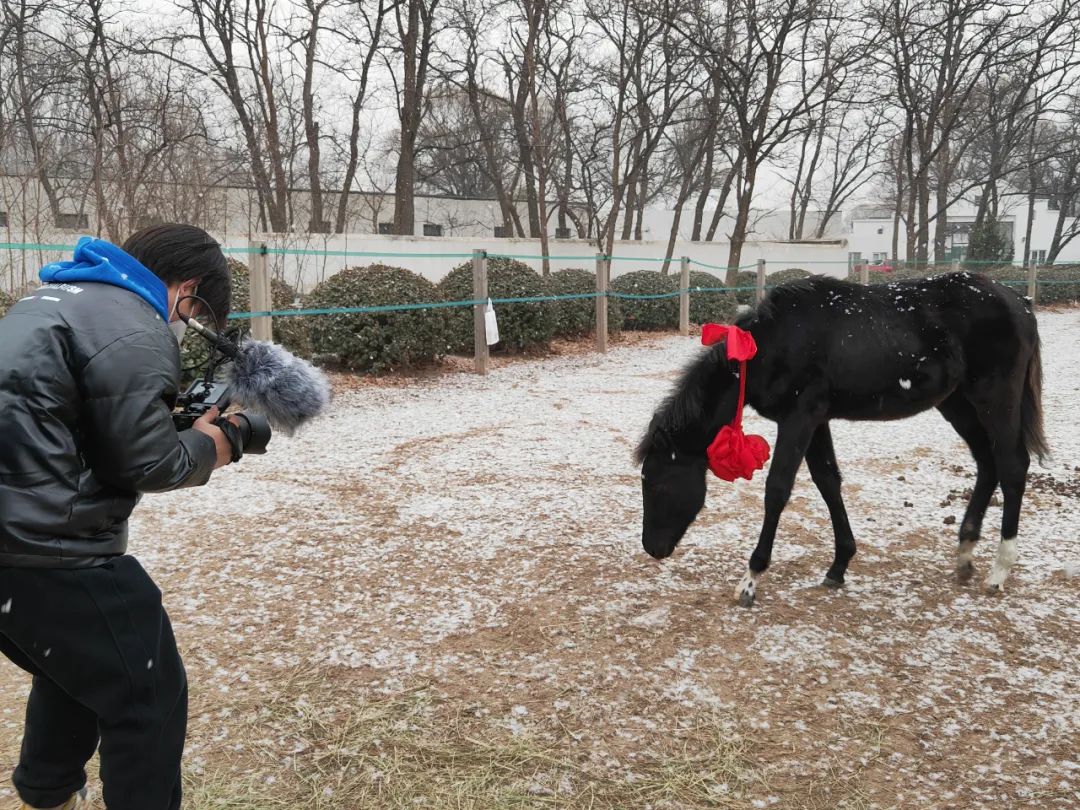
left=306, top=264, right=450, bottom=373
left=543, top=267, right=624, bottom=337
left=228, top=260, right=310, bottom=357
left=1030, top=264, right=1080, bottom=304
left=687, top=270, right=738, bottom=324
left=766, top=268, right=813, bottom=287
left=855, top=263, right=1080, bottom=304
left=0, top=289, right=13, bottom=319
left=610, top=270, right=678, bottom=330
left=731, top=271, right=759, bottom=304
left=438, top=257, right=554, bottom=352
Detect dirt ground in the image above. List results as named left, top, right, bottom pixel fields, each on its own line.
left=1, top=315, right=1078, bottom=809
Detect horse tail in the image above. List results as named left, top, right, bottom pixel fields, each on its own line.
left=1021, top=334, right=1049, bottom=465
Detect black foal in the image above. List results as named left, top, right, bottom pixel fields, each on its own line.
left=637, top=272, right=1048, bottom=607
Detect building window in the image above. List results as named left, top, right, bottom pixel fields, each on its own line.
left=309, top=219, right=332, bottom=234
left=876, top=227, right=884, bottom=235
left=1031, top=249, right=1047, bottom=265
left=0, top=211, right=8, bottom=228
left=555, top=227, right=571, bottom=239
left=378, top=222, right=395, bottom=235
left=56, top=212, right=89, bottom=230
left=422, top=223, right=443, bottom=237
left=848, top=252, right=862, bottom=265
left=493, top=225, right=510, bottom=238
left=872, top=252, right=888, bottom=264
left=137, top=215, right=163, bottom=230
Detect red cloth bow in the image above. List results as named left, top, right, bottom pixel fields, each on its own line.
left=700, top=323, right=771, bottom=481
left=701, top=323, right=758, bottom=361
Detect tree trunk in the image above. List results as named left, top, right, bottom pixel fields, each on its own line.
left=691, top=132, right=716, bottom=241
left=891, top=158, right=903, bottom=262
left=336, top=87, right=366, bottom=233
left=526, top=22, right=550, bottom=273
left=302, top=2, right=324, bottom=231
left=466, top=67, right=516, bottom=234
left=726, top=160, right=757, bottom=285
left=934, top=168, right=950, bottom=263
left=705, top=155, right=740, bottom=242
left=394, top=0, right=422, bottom=236
left=634, top=168, right=646, bottom=240
left=334, top=3, right=386, bottom=232
left=1023, top=185, right=1037, bottom=265
left=1045, top=189, right=1079, bottom=263
left=254, top=6, right=290, bottom=231
left=621, top=171, right=638, bottom=240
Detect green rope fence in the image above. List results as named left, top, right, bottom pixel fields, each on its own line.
left=2, top=241, right=1076, bottom=321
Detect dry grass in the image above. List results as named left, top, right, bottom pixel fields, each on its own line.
left=182, top=669, right=767, bottom=810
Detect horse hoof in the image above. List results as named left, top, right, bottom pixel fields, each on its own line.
left=738, top=591, right=755, bottom=608
left=821, top=577, right=844, bottom=589
left=956, top=562, right=975, bottom=583
left=984, top=579, right=1004, bottom=595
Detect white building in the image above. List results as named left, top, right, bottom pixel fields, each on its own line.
left=845, top=193, right=1080, bottom=267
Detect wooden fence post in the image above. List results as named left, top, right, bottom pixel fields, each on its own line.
left=756, top=259, right=766, bottom=303
left=248, top=240, right=273, bottom=342
left=1027, top=256, right=1038, bottom=306
left=679, top=256, right=690, bottom=335
left=951, top=258, right=961, bottom=273
left=859, top=261, right=870, bottom=285
left=595, top=253, right=609, bottom=353
left=473, top=249, right=489, bottom=375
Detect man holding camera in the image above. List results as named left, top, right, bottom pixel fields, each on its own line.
left=0, top=225, right=235, bottom=810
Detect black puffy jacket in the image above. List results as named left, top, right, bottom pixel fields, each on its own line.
left=0, top=269, right=216, bottom=568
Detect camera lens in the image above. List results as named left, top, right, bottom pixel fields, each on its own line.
left=232, top=413, right=271, bottom=455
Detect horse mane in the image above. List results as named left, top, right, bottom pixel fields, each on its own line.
left=635, top=345, right=733, bottom=463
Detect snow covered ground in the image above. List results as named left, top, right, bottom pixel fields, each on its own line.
left=1, top=312, right=1078, bottom=808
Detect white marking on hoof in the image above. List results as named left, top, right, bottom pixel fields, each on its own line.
left=734, top=570, right=759, bottom=606
left=984, top=538, right=1018, bottom=592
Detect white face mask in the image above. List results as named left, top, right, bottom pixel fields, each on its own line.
left=169, top=285, right=198, bottom=346
left=169, top=318, right=188, bottom=346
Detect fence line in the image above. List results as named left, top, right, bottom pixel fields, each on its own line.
left=3, top=240, right=1076, bottom=377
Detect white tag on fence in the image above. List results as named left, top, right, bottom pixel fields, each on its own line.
left=485, top=298, right=500, bottom=345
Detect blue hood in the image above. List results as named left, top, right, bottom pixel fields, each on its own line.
left=39, top=237, right=169, bottom=321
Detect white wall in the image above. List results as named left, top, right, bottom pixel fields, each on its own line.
left=225, top=233, right=851, bottom=293
left=0, top=229, right=850, bottom=296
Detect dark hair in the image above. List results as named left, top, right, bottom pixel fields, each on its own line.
left=122, top=224, right=231, bottom=327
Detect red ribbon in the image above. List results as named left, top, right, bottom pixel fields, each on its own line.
left=700, top=324, right=771, bottom=481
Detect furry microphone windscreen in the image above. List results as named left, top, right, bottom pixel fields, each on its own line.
left=225, top=339, right=332, bottom=435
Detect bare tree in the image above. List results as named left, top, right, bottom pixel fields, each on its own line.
left=539, top=8, right=589, bottom=238
left=792, top=106, right=890, bottom=240
left=329, top=1, right=392, bottom=233
left=3, top=0, right=76, bottom=225
left=1044, top=109, right=1080, bottom=262
left=871, top=0, right=1040, bottom=263
left=176, top=0, right=297, bottom=232
left=587, top=0, right=694, bottom=257
left=676, top=0, right=866, bottom=282
left=390, top=0, right=440, bottom=235
left=440, top=0, right=522, bottom=235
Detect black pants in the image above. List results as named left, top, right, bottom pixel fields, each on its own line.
left=0, top=556, right=186, bottom=810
